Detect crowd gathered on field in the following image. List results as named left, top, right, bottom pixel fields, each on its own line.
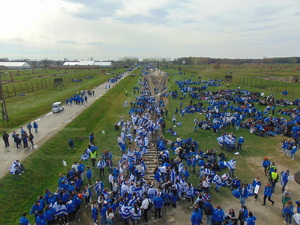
left=15, top=71, right=300, bottom=225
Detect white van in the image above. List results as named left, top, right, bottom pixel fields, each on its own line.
left=52, top=102, right=64, bottom=113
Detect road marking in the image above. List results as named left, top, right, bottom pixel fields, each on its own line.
left=46, top=112, right=53, bottom=116
left=34, top=118, right=41, bottom=122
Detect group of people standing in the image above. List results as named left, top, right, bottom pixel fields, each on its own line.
left=2, top=121, right=38, bottom=150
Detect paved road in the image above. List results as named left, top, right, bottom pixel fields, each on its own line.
left=0, top=71, right=131, bottom=178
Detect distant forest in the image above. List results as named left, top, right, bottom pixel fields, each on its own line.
left=172, top=56, right=300, bottom=65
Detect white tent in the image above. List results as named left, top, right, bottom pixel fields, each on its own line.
left=0, top=62, right=31, bottom=69
left=63, top=61, right=112, bottom=67
left=94, top=61, right=112, bottom=67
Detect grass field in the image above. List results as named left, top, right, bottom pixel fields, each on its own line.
left=0, top=68, right=128, bottom=130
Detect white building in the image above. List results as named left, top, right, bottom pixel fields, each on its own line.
left=63, top=61, right=112, bottom=67
left=0, top=62, right=31, bottom=69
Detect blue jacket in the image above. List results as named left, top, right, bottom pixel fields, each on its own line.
left=36, top=214, right=47, bottom=225
left=45, top=208, right=56, bottom=221
left=191, top=210, right=202, bottom=224
left=239, top=187, right=248, bottom=198
left=264, top=186, right=272, bottom=197
left=203, top=202, right=214, bottom=215
left=262, top=160, right=270, bottom=167
left=19, top=216, right=30, bottom=225
left=283, top=205, right=294, bottom=215
left=246, top=215, right=257, bottom=225
left=86, top=169, right=92, bottom=179
left=77, top=164, right=85, bottom=173
left=153, top=196, right=163, bottom=208
left=212, top=208, right=225, bottom=222
left=238, top=137, right=244, bottom=144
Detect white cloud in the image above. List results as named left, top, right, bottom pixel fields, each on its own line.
left=0, top=0, right=300, bottom=59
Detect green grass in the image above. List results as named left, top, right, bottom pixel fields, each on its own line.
left=0, top=68, right=128, bottom=130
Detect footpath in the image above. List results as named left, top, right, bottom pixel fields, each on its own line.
left=0, top=70, right=132, bottom=179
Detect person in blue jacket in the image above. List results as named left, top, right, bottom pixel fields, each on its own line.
left=44, top=205, right=56, bottom=225
left=36, top=210, right=47, bottom=225
left=212, top=205, right=225, bottom=225
left=238, top=205, right=248, bottom=225
left=237, top=136, right=244, bottom=150
left=262, top=157, right=271, bottom=176
left=91, top=201, right=99, bottom=225
left=261, top=182, right=274, bottom=206
left=239, top=184, right=248, bottom=206
left=68, top=138, right=75, bottom=149
left=191, top=207, right=202, bottom=225
left=246, top=211, right=256, bottom=225
left=30, top=200, right=43, bottom=222
left=203, top=199, right=214, bottom=225
left=66, top=200, right=76, bottom=223
left=19, top=212, right=30, bottom=225
left=86, top=166, right=92, bottom=187
left=251, top=177, right=261, bottom=200
left=283, top=200, right=294, bottom=225
left=153, top=193, right=163, bottom=219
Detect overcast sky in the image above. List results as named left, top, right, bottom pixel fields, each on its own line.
left=1, top=0, right=300, bottom=61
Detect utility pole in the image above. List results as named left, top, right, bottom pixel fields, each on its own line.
left=0, top=73, right=8, bottom=121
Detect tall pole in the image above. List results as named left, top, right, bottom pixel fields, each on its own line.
left=0, top=73, right=9, bottom=121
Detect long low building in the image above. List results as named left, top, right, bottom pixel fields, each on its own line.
left=63, top=61, right=112, bottom=67
left=0, top=62, right=32, bottom=69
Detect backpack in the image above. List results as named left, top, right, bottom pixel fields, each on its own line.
left=204, top=205, right=213, bottom=215
left=148, top=199, right=153, bottom=210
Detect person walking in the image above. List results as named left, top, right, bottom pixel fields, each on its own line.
left=97, top=158, right=106, bottom=177
left=131, top=203, right=141, bottom=225
left=29, top=132, right=34, bottom=149
left=33, top=121, right=38, bottom=133
left=203, top=199, right=214, bottom=225
left=262, top=182, right=274, bottom=206
left=252, top=177, right=261, bottom=200
left=153, top=193, right=163, bottom=219
left=22, top=131, right=28, bottom=148
left=27, top=122, right=32, bottom=133
left=90, top=150, right=97, bottom=167
left=283, top=200, right=294, bottom=225
left=262, top=157, right=271, bottom=176
left=238, top=205, right=248, bottom=225
left=140, top=196, right=150, bottom=224
left=270, top=169, right=279, bottom=193
left=281, top=170, right=290, bottom=192
left=68, top=138, right=75, bottom=149
left=19, top=212, right=30, bottom=225
left=2, top=131, right=9, bottom=147
left=106, top=207, right=115, bottom=225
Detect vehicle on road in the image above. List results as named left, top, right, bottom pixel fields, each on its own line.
left=52, top=102, right=64, bottom=113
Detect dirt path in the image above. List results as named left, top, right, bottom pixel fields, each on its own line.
left=0, top=71, right=132, bottom=178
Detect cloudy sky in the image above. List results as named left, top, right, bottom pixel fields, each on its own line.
left=1, top=0, right=300, bottom=60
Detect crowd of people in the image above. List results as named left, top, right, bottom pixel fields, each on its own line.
left=18, top=71, right=299, bottom=225
left=3, top=121, right=38, bottom=151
